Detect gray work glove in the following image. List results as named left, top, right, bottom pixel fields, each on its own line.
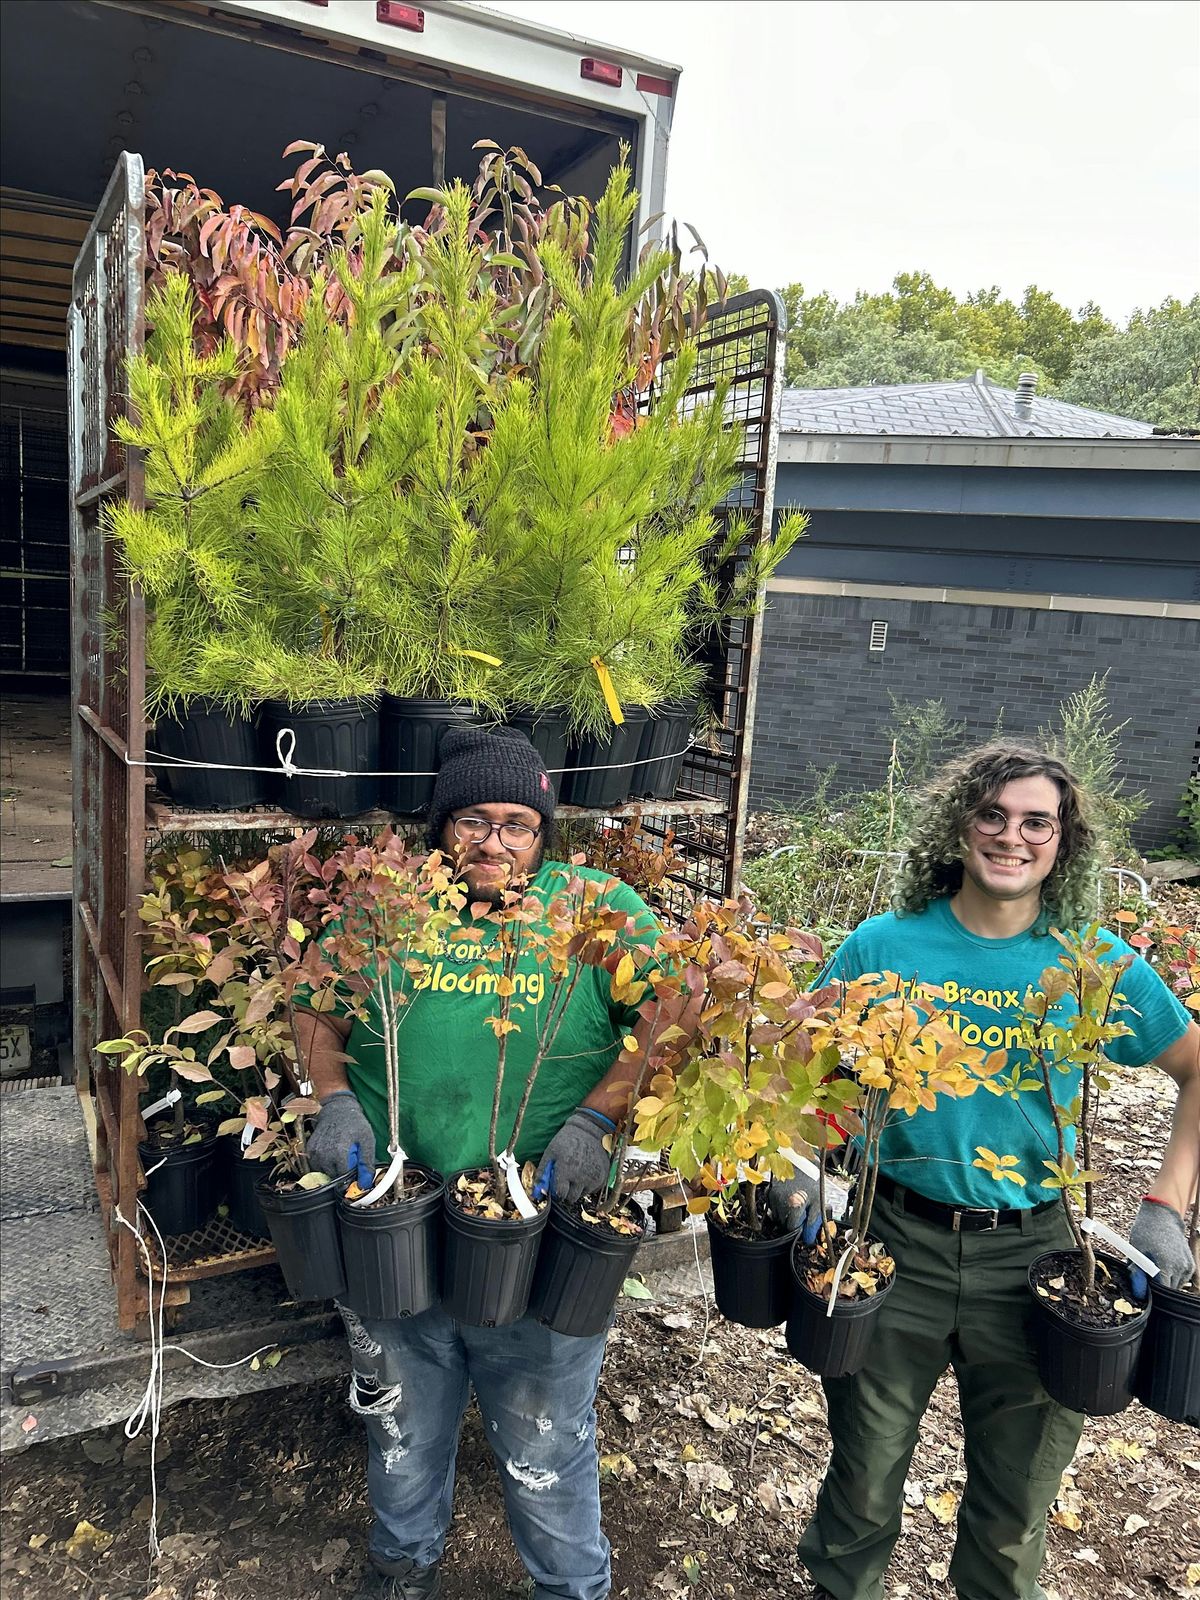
left=766, top=1168, right=823, bottom=1243
left=305, top=1090, right=376, bottom=1181
left=1129, top=1198, right=1196, bottom=1292
left=534, top=1109, right=616, bottom=1206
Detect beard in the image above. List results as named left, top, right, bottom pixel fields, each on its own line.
left=457, top=840, right=546, bottom=908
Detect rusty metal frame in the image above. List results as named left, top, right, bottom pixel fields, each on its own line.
left=68, top=151, right=149, bottom=1330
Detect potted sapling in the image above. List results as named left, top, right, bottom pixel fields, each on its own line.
left=318, top=833, right=465, bottom=1319
left=106, top=273, right=272, bottom=811
left=785, top=973, right=1004, bottom=1377
left=441, top=863, right=634, bottom=1327
left=98, top=1020, right=227, bottom=1239
left=527, top=936, right=677, bottom=1337
left=1014, top=930, right=1151, bottom=1415
left=631, top=897, right=830, bottom=1329
left=135, top=834, right=353, bottom=1290
left=1135, top=939, right=1200, bottom=1425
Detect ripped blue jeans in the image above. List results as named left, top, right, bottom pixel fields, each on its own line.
left=339, top=1302, right=611, bottom=1600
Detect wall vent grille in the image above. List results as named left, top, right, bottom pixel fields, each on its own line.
left=869, top=620, right=888, bottom=652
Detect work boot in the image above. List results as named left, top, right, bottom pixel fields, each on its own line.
left=352, top=1557, right=443, bottom=1600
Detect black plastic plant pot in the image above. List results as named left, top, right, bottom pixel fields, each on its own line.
left=504, top=708, right=572, bottom=793
left=528, top=1199, right=644, bottom=1337
left=338, top=1165, right=446, bottom=1320
left=152, top=697, right=268, bottom=811
left=220, top=1137, right=271, bottom=1242
left=259, top=698, right=380, bottom=819
left=441, top=1177, right=549, bottom=1328
left=1027, top=1248, right=1150, bottom=1416
left=380, top=696, right=475, bottom=815
left=138, top=1131, right=222, bottom=1238
left=707, top=1214, right=795, bottom=1329
left=632, top=699, right=696, bottom=801
left=1133, top=1281, right=1200, bottom=1426
left=561, top=709, right=651, bottom=808
left=257, top=1172, right=351, bottom=1302
left=785, top=1235, right=896, bottom=1378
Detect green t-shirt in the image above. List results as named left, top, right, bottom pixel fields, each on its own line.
left=323, top=862, right=660, bottom=1176
left=826, top=897, right=1190, bottom=1209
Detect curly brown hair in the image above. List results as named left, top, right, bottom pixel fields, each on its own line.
left=892, top=742, right=1098, bottom=930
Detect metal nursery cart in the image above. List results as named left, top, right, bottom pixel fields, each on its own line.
left=68, top=152, right=789, bottom=1329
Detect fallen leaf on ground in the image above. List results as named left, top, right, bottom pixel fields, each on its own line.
left=20, top=1416, right=37, bottom=1434
left=64, top=1520, right=113, bottom=1559
left=927, top=1559, right=949, bottom=1581
left=312, top=1536, right=350, bottom=1574
left=925, top=1490, right=959, bottom=1524
left=599, top=1452, right=638, bottom=1481
left=1072, top=1548, right=1100, bottom=1565
left=1122, top=1513, right=1149, bottom=1536
left=622, top=1277, right=653, bottom=1300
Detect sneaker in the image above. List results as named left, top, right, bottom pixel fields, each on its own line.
left=352, top=1558, right=443, bottom=1600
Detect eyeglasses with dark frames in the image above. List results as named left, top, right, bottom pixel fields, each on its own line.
left=452, top=816, right=542, bottom=851
left=971, top=808, right=1059, bottom=846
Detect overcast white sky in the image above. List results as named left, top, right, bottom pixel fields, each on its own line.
left=484, top=0, right=1200, bottom=323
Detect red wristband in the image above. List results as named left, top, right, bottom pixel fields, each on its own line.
left=1142, top=1194, right=1170, bottom=1206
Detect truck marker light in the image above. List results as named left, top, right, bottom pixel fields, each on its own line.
left=580, top=57, right=622, bottom=87
left=635, top=73, right=673, bottom=97
left=376, top=2, right=425, bottom=31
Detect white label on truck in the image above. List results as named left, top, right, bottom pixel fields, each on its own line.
left=0, top=1024, right=32, bottom=1077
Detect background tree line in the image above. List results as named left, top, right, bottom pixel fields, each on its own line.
left=724, top=270, right=1199, bottom=431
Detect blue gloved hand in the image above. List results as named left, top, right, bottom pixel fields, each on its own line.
left=1129, top=1197, right=1195, bottom=1292
left=766, top=1168, right=824, bottom=1243
left=534, top=1109, right=616, bottom=1206
left=305, top=1090, right=375, bottom=1181
left=346, top=1141, right=374, bottom=1191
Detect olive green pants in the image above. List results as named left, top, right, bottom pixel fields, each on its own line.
left=798, top=1185, right=1084, bottom=1600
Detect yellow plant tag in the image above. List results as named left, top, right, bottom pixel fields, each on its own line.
left=448, top=646, right=502, bottom=667
left=590, top=656, right=625, bottom=725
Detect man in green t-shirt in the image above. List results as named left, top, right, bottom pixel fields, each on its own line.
left=771, top=743, right=1198, bottom=1600
left=297, top=726, right=657, bottom=1600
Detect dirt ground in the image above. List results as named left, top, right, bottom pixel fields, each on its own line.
left=4, top=1062, right=1199, bottom=1600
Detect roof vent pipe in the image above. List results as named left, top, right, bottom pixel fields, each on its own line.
left=1013, top=371, right=1037, bottom=421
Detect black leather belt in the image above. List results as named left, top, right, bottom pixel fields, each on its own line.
left=877, top=1173, right=1057, bottom=1232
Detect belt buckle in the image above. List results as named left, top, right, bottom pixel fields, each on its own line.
left=952, top=1207, right=1000, bottom=1232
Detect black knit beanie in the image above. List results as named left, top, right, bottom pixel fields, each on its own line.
left=428, top=725, right=555, bottom=843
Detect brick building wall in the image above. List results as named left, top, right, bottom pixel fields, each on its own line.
left=749, top=590, right=1200, bottom=851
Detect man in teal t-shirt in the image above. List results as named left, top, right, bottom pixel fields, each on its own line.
left=775, top=743, right=1198, bottom=1600
left=298, top=727, right=660, bottom=1600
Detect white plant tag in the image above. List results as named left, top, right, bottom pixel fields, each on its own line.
left=1080, top=1216, right=1159, bottom=1278
left=141, top=1087, right=182, bottom=1122
left=351, top=1145, right=406, bottom=1208
left=498, top=1150, right=538, bottom=1219
left=240, top=1123, right=255, bottom=1150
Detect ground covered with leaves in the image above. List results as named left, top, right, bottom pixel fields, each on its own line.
left=3, top=1065, right=1198, bottom=1600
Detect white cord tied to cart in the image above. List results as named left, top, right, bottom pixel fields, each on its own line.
left=126, top=728, right=697, bottom=783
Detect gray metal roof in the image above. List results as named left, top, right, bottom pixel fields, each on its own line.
left=779, top=372, right=1155, bottom=440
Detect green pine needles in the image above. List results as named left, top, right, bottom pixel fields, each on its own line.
left=111, top=154, right=804, bottom=732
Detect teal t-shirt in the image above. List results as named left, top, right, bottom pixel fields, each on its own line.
left=324, top=862, right=659, bottom=1176
left=825, top=897, right=1190, bottom=1209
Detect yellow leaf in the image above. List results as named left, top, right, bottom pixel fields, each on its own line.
left=686, top=1196, right=712, bottom=1215
left=622, top=1035, right=639, bottom=1053
left=1105, top=1438, right=1145, bottom=1461
left=286, top=918, right=306, bottom=943
left=924, top=1490, right=959, bottom=1525
left=1052, top=1508, right=1082, bottom=1531
left=64, top=1521, right=113, bottom=1559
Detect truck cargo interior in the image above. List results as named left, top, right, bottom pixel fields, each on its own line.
left=1, top=0, right=644, bottom=678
